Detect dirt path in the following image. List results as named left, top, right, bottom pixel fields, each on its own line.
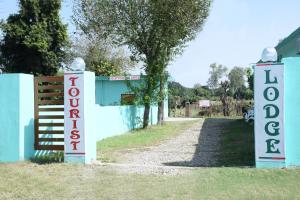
left=100, top=118, right=227, bottom=175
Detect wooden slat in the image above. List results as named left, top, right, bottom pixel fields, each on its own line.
left=39, top=100, right=64, bottom=105
left=39, top=115, right=64, bottom=119
left=34, top=76, right=65, bottom=151
left=39, top=130, right=64, bottom=134
left=39, top=107, right=64, bottom=112
left=39, top=123, right=64, bottom=127
left=35, top=145, right=64, bottom=151
left=36, top=76, right=64, bottom=82
left=38, top=92, right=64, bottom=98
left=39, top=85, right=64, bottom=90
left=38, top=138, right=64, bottom=142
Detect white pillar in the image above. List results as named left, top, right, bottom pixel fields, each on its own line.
left=64, top=71, right=96, bottom=164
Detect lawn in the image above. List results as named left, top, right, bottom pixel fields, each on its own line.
left=1, top=118, right=300, bottom=200
left=217, top=118, right=255, bottom=166
left=1, top=162, right=300, bottom=199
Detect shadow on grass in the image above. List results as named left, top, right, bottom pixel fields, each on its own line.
left=31, top=152, right=64, bottom=164
left=163, top=118, right=255, bottom=167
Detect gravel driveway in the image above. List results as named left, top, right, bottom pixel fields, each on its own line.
left=101, top=118, right=226, bottom=175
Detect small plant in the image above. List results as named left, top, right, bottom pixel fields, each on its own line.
left=31, top=152, right=64, bottom=164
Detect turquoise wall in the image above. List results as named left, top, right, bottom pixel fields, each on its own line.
left=0, top=73, right=164, bottom=163
left=93, top=76, right=162, bottom=141
left=95, top=76, right=168, bottom=118
left=94, top=105, right=158, bottom=141
left=283, top=57, right=300, bottom=167
left=95, top=77, right=135, bottom=106
left=0, top=74, right=34, bottom=162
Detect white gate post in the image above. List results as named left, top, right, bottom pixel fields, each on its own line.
left=64, top=59, right=96, bottom=164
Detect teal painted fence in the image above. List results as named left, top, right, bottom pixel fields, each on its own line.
left=0, top=73, right=163, bottom=162
left=94, top=105, right=158, bottom=141
left=95, top=76, right=168, bottom=117
left=0, top=74, right=34, bottom=162
left=283, top=57, right=300, bottom=167
left=95, top=77, right=134, bottom=106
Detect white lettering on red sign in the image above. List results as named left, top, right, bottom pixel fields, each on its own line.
left=64, top=73, right=85, bottom=155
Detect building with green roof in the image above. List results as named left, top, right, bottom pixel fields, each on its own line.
left=276, top=27, right=300, bottom=61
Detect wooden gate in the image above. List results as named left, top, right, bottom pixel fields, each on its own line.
left=34, top=76, right=64, bottom=151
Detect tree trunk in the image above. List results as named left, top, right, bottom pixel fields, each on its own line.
left=157, top=74, right=165, bottom=125
left=143, top=103, right=150, bottom=128
left=142, top=69, right=154, bottom=129
left=157, top=101, right=165, bottom=125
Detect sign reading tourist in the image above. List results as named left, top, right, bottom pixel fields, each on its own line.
left=64, top=72, right=85, bottom=156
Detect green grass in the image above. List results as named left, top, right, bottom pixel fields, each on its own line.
left=217, top=118, right=254, bottom=166
left=1, top=118, right=300, bottom=199
left=1, top=163, right=300, bottom=200
left=97, top=119, right=200, bottom=162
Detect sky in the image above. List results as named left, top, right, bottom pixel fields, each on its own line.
left=1, top=0, right=300, bottom=87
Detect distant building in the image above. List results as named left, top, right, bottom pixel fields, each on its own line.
left=95, top=75, right=168, bottom=117
left=276, top=27, right=300, bottom=61
left=198, top=100, right=210, bottom=108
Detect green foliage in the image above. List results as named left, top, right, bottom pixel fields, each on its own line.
left=207, top=63, right=228, bottom=91
left=69, top=34, right=135, bottom=76
left=74, top=0, right=212, bottom=127
left=0, top=0, right=68, bottom=75
left=243, top=88, right=254, bottom=100
left=246, top=67, right=254, bottom=91
left=168, top=81, right=211, bottom=109
left=193, top=83, right=211, bottom=98
left=88, top=60, right=121, bottom=76
left=206, top=64, right=252, bottom=101
left=228, top=66, right=246, bottom=98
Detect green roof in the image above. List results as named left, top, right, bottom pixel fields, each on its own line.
left=276, top=27, right=300, bottom=50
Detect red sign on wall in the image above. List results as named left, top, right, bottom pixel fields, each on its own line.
left=64, top=72, right=85, bottom=156
left=109, top=75, right=140, bottom=81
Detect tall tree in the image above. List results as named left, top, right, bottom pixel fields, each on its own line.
left=228, top=66, right=245, bottom=99
left=207, top=63, right=228, bottom=93
left=0, top=0, right=68, bottom=75
left=73, top=0, right=212, bottom=128
left=246, top=67, right=254, bottom=91
left=193, top=83, right=211, bottom=98
left=220, top=80, right=230, bottom=116
left=69, top=34, right=135, bottom=76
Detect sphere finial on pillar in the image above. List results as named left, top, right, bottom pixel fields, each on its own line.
left=261, top=47, right=278, bottom=62
left=70, top=57, right=86, bottom=71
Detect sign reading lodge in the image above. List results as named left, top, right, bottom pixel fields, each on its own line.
left=64, top=72, right=85, bottom=156
left=255, top=63, right=285, bottom=162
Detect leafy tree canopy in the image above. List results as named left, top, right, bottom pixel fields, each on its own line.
left=73, top=0, right=212, bottom=127
left=74, top=0, right=211, bottom=65
left=246, top=67, right=254, bottom=91
left=207, top=63, right=228, bottom=91
left=0, top=0, right=68, bottom=75
left=168, top=81, right=211, bottom=109
left=228, top=66, right=245, bottom=95
left=69, top=34, right=135, bottom=76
